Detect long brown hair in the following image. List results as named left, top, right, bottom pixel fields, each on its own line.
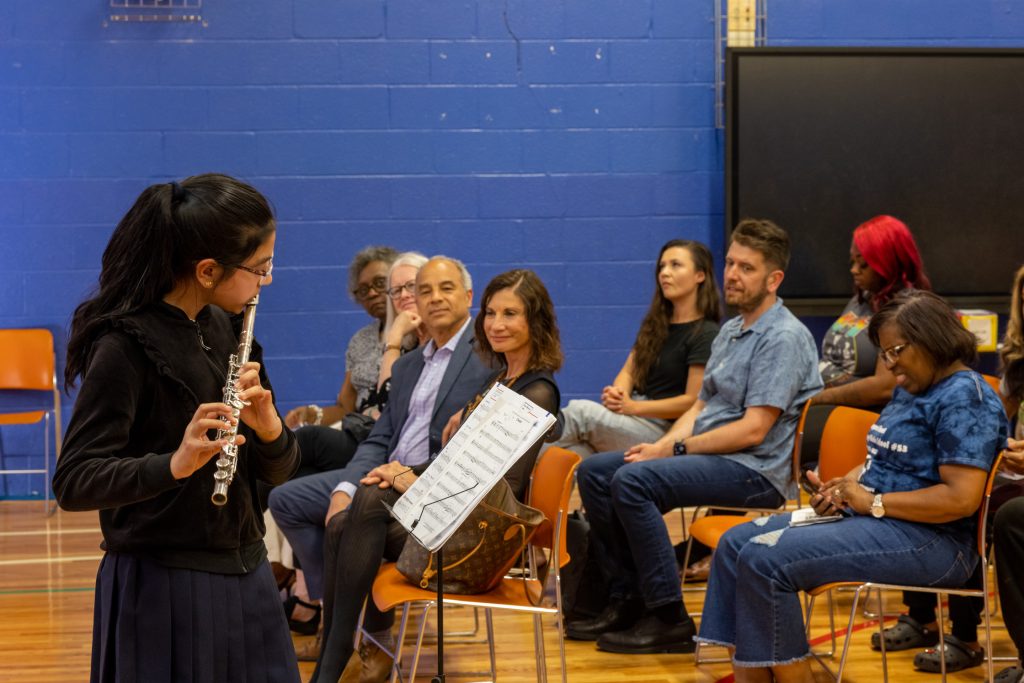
left=631, top=240, right=721, bottom=393
left=1000, top=265, right=1024, bottom=399
left=474, top=269, right=563, bottom=372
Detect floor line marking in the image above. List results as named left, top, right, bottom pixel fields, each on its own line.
left=0, top=554, right=103, bottom=567
left=0, top=586, right=94, bottom=596
left=0, top=527, right=101, bottom=537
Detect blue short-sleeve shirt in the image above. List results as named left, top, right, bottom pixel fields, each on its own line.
left=859, top=370, right=1008, bottom=541
left=695, top=298, right=824, bottom=497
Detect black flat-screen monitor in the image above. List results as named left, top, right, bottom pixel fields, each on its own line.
left=726, top=47, right=1024, bottom=311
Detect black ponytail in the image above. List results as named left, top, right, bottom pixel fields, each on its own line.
left=65, top=173, right=274, bottom=390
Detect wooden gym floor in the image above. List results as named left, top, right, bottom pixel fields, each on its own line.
left=0, top=500, right=1014, bottom=682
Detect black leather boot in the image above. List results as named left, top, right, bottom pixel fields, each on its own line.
left=565, top=597, right=644, bottom=641
left=596, top=614, right=697, bottom=654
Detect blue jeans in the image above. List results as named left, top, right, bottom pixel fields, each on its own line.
left=577, top=452, right=785, bottom=611
left=267, top=469, right=345, bottom=600
left=697, top=513, right=976, bottom=667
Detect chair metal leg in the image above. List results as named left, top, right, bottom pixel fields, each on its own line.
left=694, top=639, right=732, bottom=665
left=389, top=605, right=410, bottom=683
left=804, top=592, right=839, bottom=681
left=554, top=611, right=568, bottom=683
left=835, top=587, right=866, bottom=683
left=485, top=608, right=497, bottom=681
left=408, top=603, right=434, bottom=682
left=875, top=590, right=890, bottom=683
left=532, top=612, right=548, bottom=683
left=826, top=589, right=837, bottom=656
left=44, top=412, right=51, bottom=515
left=936, top=593, right=948, bottom=681
left=983, top=569, right=996, bottom=683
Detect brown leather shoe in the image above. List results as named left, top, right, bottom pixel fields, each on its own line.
left=356, top=641, right=394, bottom=683
left=338, top=648, right=363, bottom=683
left=295, top=631, right=321, bottom=662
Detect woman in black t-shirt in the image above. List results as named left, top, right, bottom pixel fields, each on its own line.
left=550, top=240, right=721, bottom=459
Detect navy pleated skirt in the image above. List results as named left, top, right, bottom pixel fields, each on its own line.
left=91, top=552, right=300, bottom=683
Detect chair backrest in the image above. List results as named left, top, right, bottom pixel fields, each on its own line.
left=0, top=329, right=56, bottom=392
left=525, top=446, right=581, bottom=568
left=817, top=406, right=880, bottom=482
left=791, top=401, right=813, bottom=488
left=976, top=451, right=1004, bottom=557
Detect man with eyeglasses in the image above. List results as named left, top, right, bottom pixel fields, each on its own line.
left=269, top=256, right=493, bottom=681
left=268, top=247, right=397, bottom=638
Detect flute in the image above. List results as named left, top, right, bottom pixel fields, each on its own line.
left=211, top=295, right=259, bottom=506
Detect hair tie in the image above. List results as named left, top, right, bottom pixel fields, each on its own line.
left=170, top=181, right=187, bottom=204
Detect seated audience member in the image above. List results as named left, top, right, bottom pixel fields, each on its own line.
left=285, top=252, right=429, bottom=482
left=283, top=246, right=398, bottom=473
left=267, top=257, right=493, bottom=657
left=883, top=264, right=1024, bottom=674
left=548, top=240, right=720, bottom=458
left=312, top=268, right=563, bottom=683
left=812, top=215, right=930, bottom=408
left=697, top=290, right=1008, bottom=683
left=567, top=219, right=822, bottom=653
left=376, top=251, right=431, bottom=406
left=276, top=250, right=426, bottom=635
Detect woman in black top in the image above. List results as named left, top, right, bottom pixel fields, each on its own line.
left=53, top=174, right=300, bottom=683
left=311, top=269, right=563, bottom=683
left=548, top=239, right=721, bottom=459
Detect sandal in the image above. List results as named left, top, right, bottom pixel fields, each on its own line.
left=870, top=615, right=940, bottom=651
left=283, top=595, right=322, bottom=636
left=996, top=665, right=1024, bottom=683
left=913, top=634, right=984, bottom=673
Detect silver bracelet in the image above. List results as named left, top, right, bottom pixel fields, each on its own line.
left=308, top=404, right=324, bottom=426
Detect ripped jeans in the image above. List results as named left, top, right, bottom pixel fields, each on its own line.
left=696, top=513, right=976, bottom=667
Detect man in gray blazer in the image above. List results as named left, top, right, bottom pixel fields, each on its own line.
left=269, top=257, right=492, bottom=678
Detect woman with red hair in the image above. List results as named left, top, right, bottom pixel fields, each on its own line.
left=812, top=214, right=931, bottom=408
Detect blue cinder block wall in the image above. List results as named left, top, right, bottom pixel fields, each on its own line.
left=1, top=1, right=1022, bottom=497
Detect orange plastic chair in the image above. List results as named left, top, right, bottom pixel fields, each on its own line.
left=370, top=446, right=581, bottom=683
left=804, top=452, right=1004, bottom=683
left=0, top=329, right=62, bottom=512
left=691, top=405, right=879, bottom=664
left=681, top=401, right=815, bottom=594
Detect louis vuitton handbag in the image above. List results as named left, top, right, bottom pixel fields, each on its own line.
left=396, top=478, right=545, bottom=595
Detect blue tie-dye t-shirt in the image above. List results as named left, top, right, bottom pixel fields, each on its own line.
left=858, top=370, right=1008, bottom=543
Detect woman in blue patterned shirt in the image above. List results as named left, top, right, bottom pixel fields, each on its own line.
left=696, top=290, right=1007, bottom=683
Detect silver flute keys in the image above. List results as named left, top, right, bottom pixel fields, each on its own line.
left=211, top=295, right=259, bottom=506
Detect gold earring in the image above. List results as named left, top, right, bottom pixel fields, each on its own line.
left=205, top=281, right=213, bottom=288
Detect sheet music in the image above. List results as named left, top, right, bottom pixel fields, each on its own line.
left=389, top=382, right=556, bottom=551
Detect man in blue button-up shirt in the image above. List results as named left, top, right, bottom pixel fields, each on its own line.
left=569, top=219, right=823, bottom=655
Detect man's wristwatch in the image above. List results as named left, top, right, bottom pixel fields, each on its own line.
left=673, top=440, right=687, bottom=456
left=871, top=493, right=886, bottom=518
